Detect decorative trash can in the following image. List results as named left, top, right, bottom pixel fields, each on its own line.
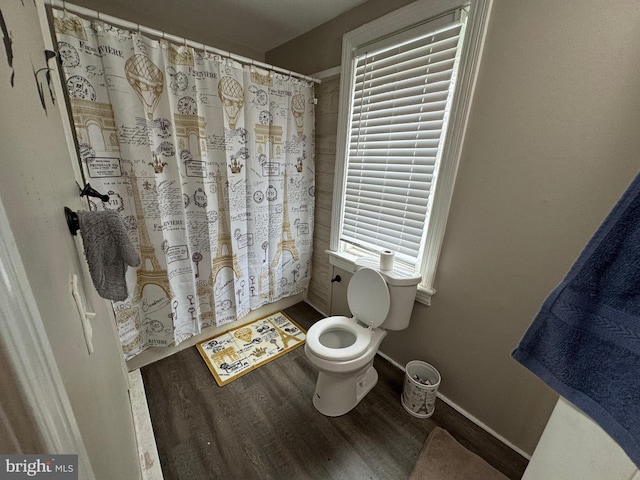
left=401, top=360, right=441, bottom=418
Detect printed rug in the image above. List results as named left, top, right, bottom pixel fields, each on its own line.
left=409, top=427, right=509, bottom=480
left=196, top=311, right=306, bottom=386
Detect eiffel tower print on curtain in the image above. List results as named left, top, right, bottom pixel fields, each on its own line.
left=129, top=171, right=172, bottom=303
left=211, top=169, right=242, bottom=283
left=258, top=173, right=299, bottom=300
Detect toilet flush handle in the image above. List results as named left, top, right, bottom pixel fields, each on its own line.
left=331, top=275, right=341, bottom=283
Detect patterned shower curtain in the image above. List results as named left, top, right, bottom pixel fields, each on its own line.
left=53, top=10, right=315, bottom=359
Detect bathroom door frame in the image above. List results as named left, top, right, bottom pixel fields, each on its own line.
left=0, top=195, right=95, bottom=478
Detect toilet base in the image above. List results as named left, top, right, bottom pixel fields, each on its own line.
left=312, top=363, right=378, bottom=417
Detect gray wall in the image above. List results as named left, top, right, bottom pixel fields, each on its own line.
left=266, top=0, right=415, bottom=75
left=0, top=3, right=140, bottom=477
left=63, top=0, right=264, bottom=60
left=267, top=0, right=640, bottom=454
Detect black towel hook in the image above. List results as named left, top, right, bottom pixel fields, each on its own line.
left=65, top=183, right=109, bottom=236
left=80, top=183, right=109, bottom=202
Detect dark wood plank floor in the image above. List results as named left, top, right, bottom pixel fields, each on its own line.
left=141, top=302, right=528, bottom=480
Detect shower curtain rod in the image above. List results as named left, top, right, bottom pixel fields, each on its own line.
left=48, top=0, right=320, bottom=84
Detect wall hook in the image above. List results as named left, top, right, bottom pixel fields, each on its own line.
left=80, top=183, right=109, bottom=202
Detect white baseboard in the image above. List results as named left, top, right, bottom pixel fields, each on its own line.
left=376, top=350, right=531, bottom=461
left=128, top=370, right=164, bottom=480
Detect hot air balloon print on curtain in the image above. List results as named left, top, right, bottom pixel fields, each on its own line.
left=217, top=76, right=244, bottom=129
left=291, top=93, right=306, bottom=137
left=125, top=54, right=164, bottom=120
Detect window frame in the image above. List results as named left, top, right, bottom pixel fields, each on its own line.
left=329, top=0, right=493, bottom=305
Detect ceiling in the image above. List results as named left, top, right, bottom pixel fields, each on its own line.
left=66, top=0, right=369, bottom=59
left=201, top=0, right=369, bottom=52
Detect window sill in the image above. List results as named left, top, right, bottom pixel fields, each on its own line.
left=326, top=249, right=435, bottom=306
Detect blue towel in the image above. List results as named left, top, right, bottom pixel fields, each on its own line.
left=512, top=172, right=640, bottom=468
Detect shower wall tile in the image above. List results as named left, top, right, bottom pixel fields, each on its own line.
left=310, top=74, right=340, bottom=314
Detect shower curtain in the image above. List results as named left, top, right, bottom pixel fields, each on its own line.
left=53, top=9, right=315, bottom=359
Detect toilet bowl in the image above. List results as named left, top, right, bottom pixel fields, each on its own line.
left=305, top=261, right=421, bottom=416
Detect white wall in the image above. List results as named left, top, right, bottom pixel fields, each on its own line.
left=0, top=2, right=140, bottom=478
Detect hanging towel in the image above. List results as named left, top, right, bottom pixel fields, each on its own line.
left=78, top=210, right=141, bottom=301
left=512, top=172, right=640, bottom=469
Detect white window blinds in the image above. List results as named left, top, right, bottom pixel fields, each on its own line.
left=340, top=10, right=467, bottom=265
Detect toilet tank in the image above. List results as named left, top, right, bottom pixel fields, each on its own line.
left=355, top=258, right=422, bottom=331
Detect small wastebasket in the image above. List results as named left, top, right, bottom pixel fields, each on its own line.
left=401, top=360, right=441, bottom=418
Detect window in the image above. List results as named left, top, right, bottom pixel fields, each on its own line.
left=329, top=0, right=492, bottom=304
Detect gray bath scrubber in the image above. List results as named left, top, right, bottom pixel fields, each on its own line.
left=78, top=210, right=141, bottom=301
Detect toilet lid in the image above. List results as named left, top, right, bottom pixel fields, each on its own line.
left=347, top=267, right=390, bottom=328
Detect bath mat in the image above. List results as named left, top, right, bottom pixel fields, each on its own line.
left=409, top=427, right=509, bottom=480
left=196, top=311, right=306, bottom=386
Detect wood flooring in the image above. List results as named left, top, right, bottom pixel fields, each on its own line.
left=141, top=302, right=528, bottom=480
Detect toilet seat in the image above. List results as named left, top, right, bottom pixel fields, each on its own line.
left=306, top=267, right=391, bottom=362
left=306, top=316, right=372, bottom=361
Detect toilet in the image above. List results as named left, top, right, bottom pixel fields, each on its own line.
left=305, top=257, right=422, bottom=416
